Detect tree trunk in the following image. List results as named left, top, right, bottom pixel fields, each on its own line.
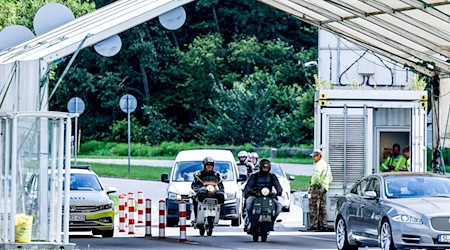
left=140, top=60, right=151, bottom=105
left=212, top=6, right=221, bottom=33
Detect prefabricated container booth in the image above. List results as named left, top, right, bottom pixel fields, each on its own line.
left=313, top=90, right=428, bottom=223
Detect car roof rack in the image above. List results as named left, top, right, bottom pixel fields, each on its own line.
left=71, top=165, right=92, bottom=171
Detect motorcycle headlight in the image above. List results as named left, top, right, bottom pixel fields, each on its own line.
left=226, top=192, right=236, bottom=200
left=392, top=214, right=423, bottom=224
left=168, top=192, right=182, bottom=200
left=261, top=188, right=270, bottom=196
left=206, top=185, right=215, bottom=193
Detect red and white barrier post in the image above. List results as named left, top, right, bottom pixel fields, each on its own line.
left=145, top=198, right=152, bottom=237
left=118, top=194, right=126, bottom=232
left=123, top=193, right=128, bottom=223
left=159, top=200, right=166, bottom=239
left=128, top=197, right=135, bottom=235
left=137, top=191, right=144, bottom=224
left=179, top=200, right=187, bottom=242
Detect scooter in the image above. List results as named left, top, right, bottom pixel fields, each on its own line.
left=247, top=187, right=276, bottom=242
left=191, top=181, right=222, bottom=236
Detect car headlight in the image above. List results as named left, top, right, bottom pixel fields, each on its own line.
left=168, top=192, right=182, bottom=200
left=226, top=192, right=236, bottom=200
left=392, top=214, right=423, bottom=224
left=98, top=203, right=113, bottom=210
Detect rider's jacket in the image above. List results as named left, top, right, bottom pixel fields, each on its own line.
left=191, top=170, right=224, bottom=191
left=243, top=172, right=283, bottom=197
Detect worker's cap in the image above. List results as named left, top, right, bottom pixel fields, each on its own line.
left=310, top=149, right=322, bottom=156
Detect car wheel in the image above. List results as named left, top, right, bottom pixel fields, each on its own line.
left=380, top=220, right=396, bottom=250
left=166, top=218, right=178, bottom=227
left=282, top=206, right=290, bottom=212
left=101, top=229, right=114, bottom=238
left=231, top=215, right=241, bottom=226
left=335, top=217, right=358, bottom=250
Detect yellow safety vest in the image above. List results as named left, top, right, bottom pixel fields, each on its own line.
left=310, top=159, right=333, bottom=191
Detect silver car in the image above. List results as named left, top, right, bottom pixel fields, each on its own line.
left=335, top=172, right=450, bottom=250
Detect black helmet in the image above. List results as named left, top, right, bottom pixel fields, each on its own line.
left=259, top=158, right=271, bottom=173
left=202, top=157, right=215, bottom=169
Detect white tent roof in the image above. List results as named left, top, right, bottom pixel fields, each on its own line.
left=258, top=0, right=450, bottom=76
left=0, top=0, right=193, bottom=64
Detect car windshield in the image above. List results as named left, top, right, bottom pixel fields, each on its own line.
left=70, top=173, right=103, bottom=191
left=270, top=164, right=286, bottom=178
left=172, top=161, right=234, bottom=182
left=384, top=176, right=450, bottom=198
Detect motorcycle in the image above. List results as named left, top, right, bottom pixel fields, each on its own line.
left=247, top=187, right=276, bottom=242
left=190, top=180, right=223, bottom=236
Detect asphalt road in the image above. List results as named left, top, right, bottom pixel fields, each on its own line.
left=69, top=178, right=382, bottom=250
left=78, top=158, right=314, bottom=176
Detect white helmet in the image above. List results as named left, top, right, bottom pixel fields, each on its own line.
left=251, top=152, right=259, bottom=159
left=237, top=151, right=247, bottom=158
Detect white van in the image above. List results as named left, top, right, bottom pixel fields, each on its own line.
left=161, top=149, right=245, bottom=227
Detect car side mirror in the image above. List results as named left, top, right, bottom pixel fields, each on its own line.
left=222, top=174, right=228, bottom=180
left=161, top=173, right=169, bottom=183
left=363, top=190, right=377, bottom=199
left=106, top=187, right=117, bottom=194
left=237, top=174, right=247, bottom=182
left=289, top=176, right=295, bottom=181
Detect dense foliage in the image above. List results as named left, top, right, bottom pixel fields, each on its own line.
left=1, top=0, right=318, bottom=147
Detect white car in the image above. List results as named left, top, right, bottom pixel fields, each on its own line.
left=161, top=149, right=246, bottom=227
left=270, top=164, right=295, bottom=212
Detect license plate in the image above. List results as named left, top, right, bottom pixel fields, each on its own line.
left=438, top=234, right=450, bottom=243
left=69, top=215, right=85, bottom=221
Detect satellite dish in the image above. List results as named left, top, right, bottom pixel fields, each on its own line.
left=33, top=3, right=75, bottom=35
left=0, top=25, right=35, bottom=51
left=158, top=6, right=186, bottom=30
left=94, top=35, right=122, bottom=57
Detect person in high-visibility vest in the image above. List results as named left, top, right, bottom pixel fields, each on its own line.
left=379, top=143, right=407, bottom=172
left=309, top=149, right=332, bottom=232
left=400, top=146, right=411, bottom=171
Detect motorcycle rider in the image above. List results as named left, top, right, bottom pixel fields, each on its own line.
left=250, top=152, right=260, bottom=170
left=243, top=158, right=283, bottom=231
left=237, top=150, right=255, bottom=175
left=191, top=157, right=225, bottom=222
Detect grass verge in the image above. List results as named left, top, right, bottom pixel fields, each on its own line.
left=81, top=162, right=311, bottom=192
left=77, top=162, right=171, bottom=180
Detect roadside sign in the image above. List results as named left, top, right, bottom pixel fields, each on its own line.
left=119, top=94, right=137, bottom=113
left=67, top=97, right=85, bottom=114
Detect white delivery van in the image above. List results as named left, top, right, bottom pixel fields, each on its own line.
left=161, top=149, right=245, bottom=227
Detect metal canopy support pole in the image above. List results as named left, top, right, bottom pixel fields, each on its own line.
left=0, top=119, right=4, bottom=241
left=9, top=116, right=17, bottom=242
left=63, top=116, right=71, bottom=244
left=56, top=118, right=64, bottom=243
left=49, top=119, right=57, bottom=242
left=343, top=105, right=348, bottom=193
left=3, top=119, right=10, bottom=241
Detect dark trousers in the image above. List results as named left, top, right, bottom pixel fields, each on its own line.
left=309, top=185, right=327, bottom=229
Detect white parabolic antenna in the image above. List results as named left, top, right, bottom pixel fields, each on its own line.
left=94, top=35, right=122, bottom=57
left=0, top=25, right=35, bottom=51
left=33, top=3, right=75, bottom=35
left=158, top=6, right=186, bottom=30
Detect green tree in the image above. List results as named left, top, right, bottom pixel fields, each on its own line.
left=0, top=0, right=94, bottom=30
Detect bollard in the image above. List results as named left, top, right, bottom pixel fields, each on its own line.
left=145, top=198, right=152, bottom=237
left=179, top=200, right=187, bottom=242
left=159, top=200, right=166, bottom=239
left=118, top=194, right=126, bottom=232
left=137, top=191, right=144, bottom=224
left=123, top=193, right=128, bottom=223
left=128, top=197, right=135, bottom=235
